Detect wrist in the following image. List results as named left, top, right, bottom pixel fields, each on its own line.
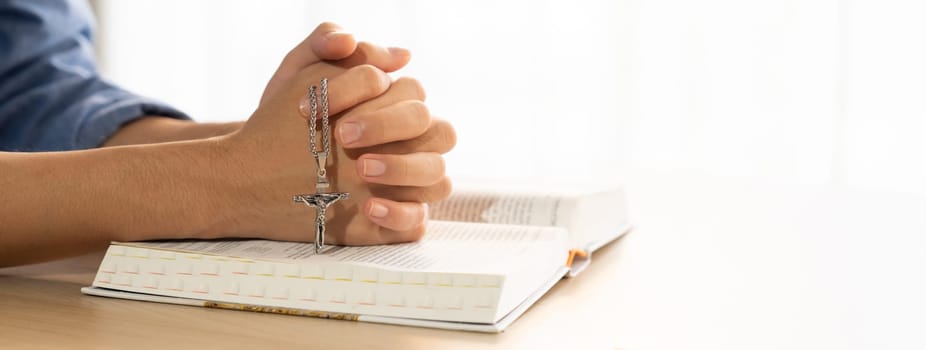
left=177, top=135, right=253, bottom=240
left=189, top=133, right=272, bottom=239
left=200, top=130, right=316, bottom=240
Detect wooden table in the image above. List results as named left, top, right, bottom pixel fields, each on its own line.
left=3, top=173, right=924, bottom=349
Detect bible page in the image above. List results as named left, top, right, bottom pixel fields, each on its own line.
left=123, top=221, right=568, bottom=273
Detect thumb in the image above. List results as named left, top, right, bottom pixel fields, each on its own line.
left=262, top=22, right=357, bottom=104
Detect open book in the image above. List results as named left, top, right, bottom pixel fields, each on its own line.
left=82, top=184, right=630, bottom=332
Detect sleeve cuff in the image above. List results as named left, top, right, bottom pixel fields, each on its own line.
left=73, top=95, right=191, bottom=150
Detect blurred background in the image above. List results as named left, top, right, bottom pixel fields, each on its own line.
left=90, top=0, right=924, bottom=194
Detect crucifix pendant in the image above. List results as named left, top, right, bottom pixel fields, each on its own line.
left=293, top=191, right=349, bottom=254
left=294, top=79, right=349, bottom=254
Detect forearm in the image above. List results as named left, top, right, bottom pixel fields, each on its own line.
left=103, top=116, right=243, bottom=147
left=0, top=139, right=236, bottom=266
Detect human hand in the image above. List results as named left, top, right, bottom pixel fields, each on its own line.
left=104, top=22, right=410, bottom=147
left=330, top=77, right=455, bottom=243
left=210, top=38, right=454, bottom=245
left=0, top=24, right=450, bottom=268
left=260, top=22, right=411, bottom=106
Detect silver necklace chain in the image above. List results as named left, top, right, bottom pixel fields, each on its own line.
left=296, top=78, right=349, bottom=254
left=307, top=78, right=331, bottom=179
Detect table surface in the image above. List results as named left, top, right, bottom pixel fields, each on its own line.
left=2, top=173, right=924, bottom=350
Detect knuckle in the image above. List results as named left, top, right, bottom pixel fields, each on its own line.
left=295, top=65, right=317, bottom=83
left=429, top=155, right=446, bottom=177
left=431, top=119, right=457, bottom=153
left=370, top=119, right=388, bottom=143
left=318, top=21, right=339, bottom=30
left=352, top=64, right=387, bottom=95
left=416, top=155, right=445, bottom=186
left=418, top=177, right=453, bottom=202
left=434, top=177, right=453, bottom=201
left=410, top=154, right=444, bottom=185
left=355, top=41, right=376, bottom=57
left=397, top=156, right=411, bottom=181
left=407, top=101, right=432, bottom=132
left=356, top=41, right=375, bottom=51
left=395, top=76, right=426, bottom=101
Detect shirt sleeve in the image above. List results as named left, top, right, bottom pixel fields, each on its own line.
left=0, top=0, right=190, bottom=152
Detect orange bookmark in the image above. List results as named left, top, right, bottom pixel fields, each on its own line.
left=565, top=248, right=588, bottom=268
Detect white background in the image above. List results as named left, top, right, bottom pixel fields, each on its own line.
left=94, top=0, right=924, bottom=193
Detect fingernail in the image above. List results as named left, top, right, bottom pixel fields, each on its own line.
left=422, top=203, right=429, bottom=220
left=298, top=94, right=311, bottom=118
left=362, top=159, right=387, bottom=177
left=339, top=122, right=362, bottom=145
left=387, top=47, right=410, bottom=56
left=369, top=202, right=389, bottom=218
left=325, top=31, right=347, bottom=40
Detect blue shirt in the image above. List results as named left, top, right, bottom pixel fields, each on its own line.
left=0, top=0, right=188, bottom=151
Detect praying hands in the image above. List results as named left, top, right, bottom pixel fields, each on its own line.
left=218, top=23, right=455, bottom=246
left=0, top=22, right=455, bottom=267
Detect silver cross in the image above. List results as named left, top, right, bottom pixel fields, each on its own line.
left=294, top=79, right=349, bottom=254
left=293, top=192, right=348, bottom=254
